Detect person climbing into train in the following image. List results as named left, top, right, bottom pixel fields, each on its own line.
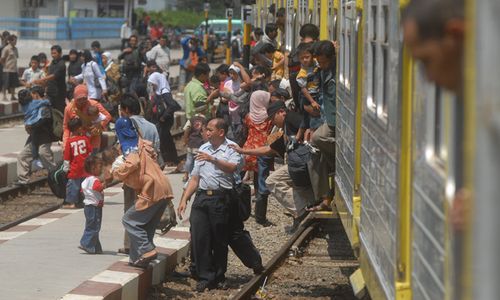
left=288, top=24, right=320, bottom=111
left=306, top=40, right=337, bottom=212
left=296, top=42, right=323, bottom=142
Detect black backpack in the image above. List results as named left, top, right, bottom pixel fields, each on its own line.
left=287, top=143, right=312, bottom=187
left=47, top=161, right=68, bottom=198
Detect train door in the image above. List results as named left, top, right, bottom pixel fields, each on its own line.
left=334, top=0, right=362, bottom=251
left=285, top=0, right=297, bottom=52
left=470, top=0, right=500, bottom=299
left=411, top=72, right=455, bottom=300
left=358, top=0, right=401, bottom=299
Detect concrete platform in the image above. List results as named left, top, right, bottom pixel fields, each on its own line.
left=0, top=172, right=191, bottom=300
left=0, top=130, right=116, bottom=188
left=0, top=107, right=188, bottom=188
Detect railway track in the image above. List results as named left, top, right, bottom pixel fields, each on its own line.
left=0, top=112, right=24, bottom=125
left=233, top=215, right=359, bottom=300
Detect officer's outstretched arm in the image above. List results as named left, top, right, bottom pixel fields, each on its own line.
left=178, top=175, right=199, bottom=219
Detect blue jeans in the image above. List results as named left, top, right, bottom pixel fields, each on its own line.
left=66, top=178, right=84, bottom=204
left=257, top=156, right=273, bottom=196
left=80, top=205, right=103, bottom=253
left=122, top=200, right=168, bottom=263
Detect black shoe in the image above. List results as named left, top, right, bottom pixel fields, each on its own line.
left=195, top=281, right=212, bottom=292
left=256, top=219, right=273, bottom=227
left=253, top=265, right=265, bottom=275
left=173, top=270, right=197, bottom=279
left=216, top=280, right=229, bottom=290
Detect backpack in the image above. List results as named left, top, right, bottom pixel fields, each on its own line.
left=186, top=51, right=199, bottom=72
left=51, top=108, right=64, bottom=141
left=287, top=143, right=312, bottom=187
left=47, top=161, right=67, bottom=198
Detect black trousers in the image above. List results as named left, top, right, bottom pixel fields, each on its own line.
left=190, top=192, right=230, bottom=284
left=48, top=93, right=66, bottom=114
left=228, top=195, right=262, bottom=269
left=157, top=120, right=178, bottom=164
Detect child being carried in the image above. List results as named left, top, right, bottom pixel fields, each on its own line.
left=114, top=117, right=154, bottom=202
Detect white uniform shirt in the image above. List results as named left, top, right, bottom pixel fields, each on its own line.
left=146, top=44, right=171, bottom=73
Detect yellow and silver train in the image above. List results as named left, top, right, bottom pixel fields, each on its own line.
left=254, top=0, right=498, bottom=299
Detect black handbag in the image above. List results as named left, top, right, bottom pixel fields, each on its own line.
left=232, top=183, right=252, bottom=221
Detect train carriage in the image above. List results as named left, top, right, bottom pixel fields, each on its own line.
left=358, top=0, right=402, bottom=298
left=252, top=0, right=491, bottom=299
left=334, top=0, right=362, bottom=251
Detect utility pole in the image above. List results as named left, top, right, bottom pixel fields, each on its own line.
left=203, top=2, right=210, bottom=51
left=224, top=0, right=234, bottom=65
left=241, top=0, right=255, bottom=69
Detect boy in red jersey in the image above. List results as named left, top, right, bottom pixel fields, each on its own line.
left=62, top=117, right=92, bottom=208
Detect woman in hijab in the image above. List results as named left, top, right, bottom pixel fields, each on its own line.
left=241, top=90, right=274, bottom=225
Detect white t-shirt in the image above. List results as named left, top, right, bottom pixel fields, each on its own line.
left=147, top=72, right=171, bottom=95
left=81, top=175, right=104, bottom=207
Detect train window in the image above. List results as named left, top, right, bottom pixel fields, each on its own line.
left=339, top=26, right=345, bottom=86
left=366, top=1, right=391, bottom=124
left=285, top=2, right=296, bottom=52
left=380, top=46, right=388, bottom=120
left=367, top=42, right=377, bottom=112
left=434, top=89, right=447, bottom=165
left=379, top=3, right=389, bottom=121
left=316, top=1, right=321, bottom=26
left=346, top=32, right=351, bottom=90
left=383, top=5, right=389, bottom=43
left=423, top=78, right=450, bottom=170
left=371, top=6, right=377, bottom=41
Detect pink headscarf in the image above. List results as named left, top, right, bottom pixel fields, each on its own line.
left=249, top=90, right=271, bottom=124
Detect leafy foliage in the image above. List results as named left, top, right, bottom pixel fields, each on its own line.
left=135, top=1, right=241, bottom=29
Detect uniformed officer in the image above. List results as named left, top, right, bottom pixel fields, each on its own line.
left=178, top=118, right=243, bottom=292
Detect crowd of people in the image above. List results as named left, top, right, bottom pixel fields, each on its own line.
left=4, top=12, right=337, bottom=292
left=173, top=19, right=336, bottom=290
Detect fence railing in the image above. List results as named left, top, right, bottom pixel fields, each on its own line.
left=0, top=17, right=124, bottom=40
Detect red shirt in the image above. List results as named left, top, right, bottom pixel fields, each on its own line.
left=64, top=135, right=93, bottom=179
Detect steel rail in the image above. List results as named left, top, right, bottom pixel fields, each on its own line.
left=232, top=218, right=320, bottom=300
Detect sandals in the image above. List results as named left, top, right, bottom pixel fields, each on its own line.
left=130, top=249, right=158, bottom=268
left=306, top=201, right=332, bottom=212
